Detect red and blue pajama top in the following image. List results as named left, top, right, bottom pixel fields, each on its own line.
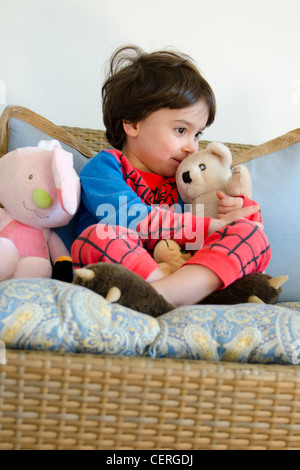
left=76, top=149, right=213, bottom=251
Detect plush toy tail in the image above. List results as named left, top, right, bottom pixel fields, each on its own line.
left=52, top=256, right=73, bottom=283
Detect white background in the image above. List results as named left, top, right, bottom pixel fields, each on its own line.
left=0, top=0, right=299, bottom=144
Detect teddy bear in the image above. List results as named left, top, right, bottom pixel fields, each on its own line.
left=176, top=141, right=252, bottom=218
left=73, top=262, right=288, bottom=317
left=0, top=140, right=80, bottom=280
left=153, top=239, right=192, bottom=276
left=152, top=142, right=252, bottom=276
left=73, top=263, right=175, bottom=317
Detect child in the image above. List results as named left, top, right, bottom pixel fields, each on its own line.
left=71, top=46, right=271, bottom=307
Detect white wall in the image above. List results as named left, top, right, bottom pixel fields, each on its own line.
left=0, top=0, right=299, bottom=145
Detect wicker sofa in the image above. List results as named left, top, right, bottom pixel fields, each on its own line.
left=0, top=106, right=300, bottom=451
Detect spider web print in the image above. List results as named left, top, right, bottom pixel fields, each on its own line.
left=202, top=219, right=271, bottom=276
left=119, top=153, right=178, bottom=206
left=72, top=224, right=149, bottom=269
left=135, top=205, right=204, bottom=251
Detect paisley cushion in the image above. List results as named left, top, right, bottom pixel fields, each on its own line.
left=1, top=278, right=300, bottom=365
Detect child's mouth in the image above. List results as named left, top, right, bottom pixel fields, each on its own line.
left=172, top=157, right=183, bottom=165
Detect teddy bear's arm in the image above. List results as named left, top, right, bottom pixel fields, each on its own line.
left=226, top=165, right=252, bottom=199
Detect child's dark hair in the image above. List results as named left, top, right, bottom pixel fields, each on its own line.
left=102, top=45, right=216, bottom=150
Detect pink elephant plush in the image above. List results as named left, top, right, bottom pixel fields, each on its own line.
left=0, top=140, right=80, bottom=280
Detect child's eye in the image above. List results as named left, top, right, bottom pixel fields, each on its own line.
left=195, top=131, right=203, bottom=140
left=176, top=128, right=186, bottom=136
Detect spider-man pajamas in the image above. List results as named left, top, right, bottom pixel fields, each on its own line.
left=72, top=149, right=271, bottom=288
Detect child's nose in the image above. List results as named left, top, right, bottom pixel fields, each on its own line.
left=182, top=138, right=198, bottom=155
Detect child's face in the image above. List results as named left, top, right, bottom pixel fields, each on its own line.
left=122, top=100, right=209, bottom=178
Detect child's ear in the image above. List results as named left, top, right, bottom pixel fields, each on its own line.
left=122, top=120, right=139, bottom=137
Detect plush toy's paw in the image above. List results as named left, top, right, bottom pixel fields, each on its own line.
left=226, top=164, right=252, bottom=199
left=153, top=239, right=192, bottom=275
left=0, top=238, right=19, bottom=280
left=200, top=273, right=288, bottom=305
left=52, top=256, right=74, bottom=283
left=73, top=262, right=175, bottom=317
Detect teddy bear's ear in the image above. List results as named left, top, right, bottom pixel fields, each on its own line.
left=206, top=142, right=232, bottom=167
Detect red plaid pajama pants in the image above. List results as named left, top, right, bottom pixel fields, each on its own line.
left=71, top=219, right=271, bottom=288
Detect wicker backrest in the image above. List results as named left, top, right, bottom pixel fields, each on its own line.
left=0, top=105, right=254, bottom=159
left=60, top=125, right=255, bottom=159
left=60, top=126, right=111, bottom=153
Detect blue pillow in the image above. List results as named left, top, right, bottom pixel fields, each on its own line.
left=238, top=131, right=300, bottom=302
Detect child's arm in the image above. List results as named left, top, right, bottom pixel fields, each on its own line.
left=208, top=203, right=261, bottom=234
left=217, top=190, right=243, bottom=214
left=217, top=190, right=263, bottom=225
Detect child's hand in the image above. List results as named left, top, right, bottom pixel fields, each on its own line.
left=217, top=190, right=243, bottom=216
left=208, top=203, right=262, bottom=234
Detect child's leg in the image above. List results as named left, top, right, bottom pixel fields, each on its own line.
left=151, top=264, right=222, bottom=307
left=188, top=219, right=271, bottom=283
left=151, top=220, right=271, bottom=307
left=71, top=224, right=166, bottom=281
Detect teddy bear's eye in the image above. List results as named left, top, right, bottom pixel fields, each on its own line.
left=199, top=163, right=206, bottom=171
left=28, top=174, right=34, bottom=180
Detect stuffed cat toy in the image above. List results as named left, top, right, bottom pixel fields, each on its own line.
left=0, top=140, right=80, bottom=280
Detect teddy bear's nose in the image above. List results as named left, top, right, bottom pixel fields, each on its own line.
left=32, top=188, right=53, bottom=209
left=182, top=171, right=192, bottom=184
